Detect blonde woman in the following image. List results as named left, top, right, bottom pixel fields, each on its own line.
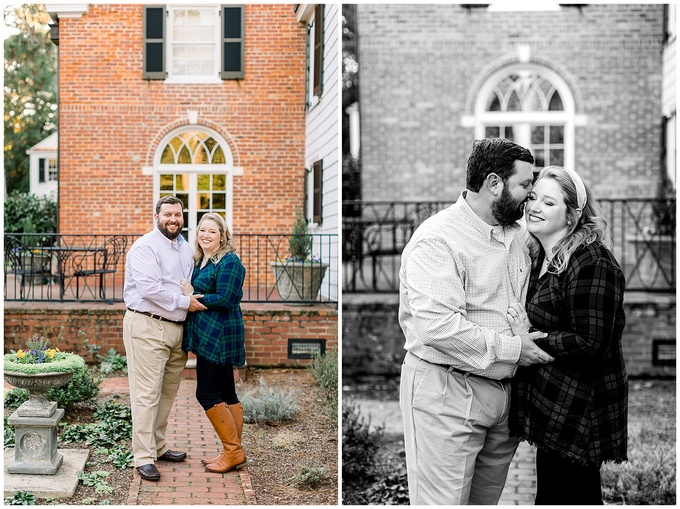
left=507, top=167, right=628, bottom=504
left=182, top=213, right=247, bottom=473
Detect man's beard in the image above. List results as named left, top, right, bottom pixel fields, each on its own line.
left=158, top=221, right=183, bottom=240
left=491, top=186, right=525, bottom=226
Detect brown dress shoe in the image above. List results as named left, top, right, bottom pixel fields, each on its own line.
left=157, top=449, right=187, bottom=462
left=137, top=464, right=161, bottom=481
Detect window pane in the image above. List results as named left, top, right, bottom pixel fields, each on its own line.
left=197, top=174, right=210, bottom=190
left=486, top=126, right=500, bottom=138
left=178, top=146, right=192, bottom=164
left=548, top=91, right=563, bottom=111
left=160, top=174, right=174, bottom=191
left=161, top=146, right=175, bottom=164
left=194, top=146, right=209, bottom=164
left=198, top=193, right=210, bottom=209
left=531, top=126, right=544, bottom=145
left=550, top=126, right=564, bottom=144
left=487, top=94, right=501, bottom=111
left=507, top=91, right=521, bottom=111
left=504, top=126, right=514, bottom=141
left=533, top=149, right=545, bottom=168
left=213, top=174, right=226, bottom=190
left=213, top=147, right=226, bottom=164
left=177, top=194, right=189, bottom=207
left=175, top=175, right=187, bottom=191
left=550, top=149, right=564, bottom=166
left=213, top=193, right=226, bottom=209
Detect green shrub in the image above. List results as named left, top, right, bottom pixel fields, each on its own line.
left=47, top=365, right=102, bottom=409
left=4, top=415, right=16, bottom=448
left=309, top=350, right=338, bottom=421
left=241, top=377, right=298, bottom=424
left=97, top=349, right=127, bottom=376
left=4, top=191, right=57, bottom=235
left=342, top=399, right=383, bottom=481
left=4, top=491, right=36, bottom=505
left=4, top=388, right=30, bottom=411
left=602, top=424, right=676, bottom=504
left=288, top=465, right=328, bottom=489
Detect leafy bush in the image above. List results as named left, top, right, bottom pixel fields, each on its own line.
left=4, top=191, right=57, bottom=235
left=309, top=350, right=338, bottom=421
left=4, top=415, right=16, bottom=448
left=47, top=365, right=102, bottom=409
left=288, top=465, right=328, bottom=489
left=97, top=349, right=127, bottom=376
left=342, top=399, right=383, bottom=481
left=4, top=491, right=36, bottom=505
left=4, top=388, right=30, bottom=411
left=602, top=424, right=676, bottom=504
left=241, top=377, right=298, bottom=424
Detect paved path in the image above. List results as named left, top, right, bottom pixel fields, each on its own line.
left=353, top=398, right=537, bottom=505
left=99, top=378, right=256, bottom=505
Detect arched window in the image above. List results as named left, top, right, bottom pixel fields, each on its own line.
left=153, top=127, right=235, bottom=244
left=474, top=64, right=576, bottom=172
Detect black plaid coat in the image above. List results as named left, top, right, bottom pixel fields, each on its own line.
left=510, top=242, right=628, bottom=466
left=182, top=252, right=246, bottom=366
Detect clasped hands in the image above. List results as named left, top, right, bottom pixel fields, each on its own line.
left=506, top=302, right=555, bottom=367
left=181, top=279, right=207, bottom=312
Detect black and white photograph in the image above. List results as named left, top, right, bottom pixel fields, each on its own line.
left=342, top=3, right=676, bottom=505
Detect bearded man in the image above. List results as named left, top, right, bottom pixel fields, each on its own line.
left=398, top=138, right=554, bottom=504
left=123, top=195, right=207, bottom=481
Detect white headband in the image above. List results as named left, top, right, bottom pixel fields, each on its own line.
left=564, top=167, right=587, bottom=210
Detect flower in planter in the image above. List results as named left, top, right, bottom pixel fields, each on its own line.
left=4, top=336, right=85, bottom=375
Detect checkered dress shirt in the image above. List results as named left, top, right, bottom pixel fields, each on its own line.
left=399, top=191, right=532, bottom=380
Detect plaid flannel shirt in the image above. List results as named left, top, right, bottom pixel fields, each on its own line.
left=510, top=242, right=628, bottom=466
left=182, top=251, right=246, bottom=366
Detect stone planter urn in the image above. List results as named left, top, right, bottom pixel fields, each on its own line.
left=19, top=252, right=51, bottom=285
left=4, top=351, right=85, bottom=475
left=271, top=261, right=328, bottom=305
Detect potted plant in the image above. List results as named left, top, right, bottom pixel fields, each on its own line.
left=271, top=208, right=328, bottom=305
left=4, top=336, right=86, bottom=475
left=4, top=336, right=86, bottom=417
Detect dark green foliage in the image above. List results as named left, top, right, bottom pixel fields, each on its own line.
left=4, top=191, right=57, bottom=235
left=4, top=5, right=58, bottom=193
left=341, top=400, right=383, bottom=481
left=4, top=491, right=36, bottom=505
left=310, top=350, right=338, bottom=421
left=4, top=388, right=30, bottom=410
left=97, top=349, right=127, bottom=376
left=47, top=365, right=102, bottom=409
left=288, top=207, right=312, bottom=261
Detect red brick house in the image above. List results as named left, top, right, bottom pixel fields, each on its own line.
left=7, top=3, right=339, bottom=366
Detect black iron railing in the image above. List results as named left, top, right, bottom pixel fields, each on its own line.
left=342, top=199, right=675, bottom=293
left=4, top=233, right=338, bottom=304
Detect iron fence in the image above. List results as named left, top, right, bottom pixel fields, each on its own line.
left=4, top=232, right=338, bottom=304
left=342, top=198, right=675, bottom=293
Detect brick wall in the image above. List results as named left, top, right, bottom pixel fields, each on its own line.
left=4, top=303, right=338, bottom=368
left=342, top=293, right=675, bottom=378
left=357, top=4, right=665, bottom=202
left=57, top=4, right=307, bottom=235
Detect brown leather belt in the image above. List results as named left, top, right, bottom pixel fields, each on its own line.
left=433, top=362, right=511, bottom=383
left=127, top=308, right=183, bottom=325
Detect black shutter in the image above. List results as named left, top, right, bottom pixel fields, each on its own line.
left=221, top=5, right=244, bottom=79
left=38, top=158, right=45, bottom=183
left=143, top=6, right=165, bottom=79
left=313, top=160, right=323, bottom=224
left=313, top=4, right=324, bottom=97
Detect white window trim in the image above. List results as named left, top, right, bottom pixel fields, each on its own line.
left=152, top=126, right=236, bottom=243
left=165, top=5, right=222, bottom=85
left=473, top=63, right=576, bottom=171
left=307, top=11, right=320, bottom=110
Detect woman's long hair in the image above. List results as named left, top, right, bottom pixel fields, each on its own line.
left=193, top=213, right=237, bottom=265
left=529, top=166, right=612, bottom=275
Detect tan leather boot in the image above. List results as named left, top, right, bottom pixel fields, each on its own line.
left=201, top=402, right=245, bottom=465
left=203, top=403, right=246, bottom=473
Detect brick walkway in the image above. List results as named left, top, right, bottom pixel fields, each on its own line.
left=99, top=378, right=256, bottom=505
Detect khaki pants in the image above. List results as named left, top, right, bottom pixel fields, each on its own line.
left=399, top=351, right=518, bottom=505
left=123, top=311, right=187, bottom=467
